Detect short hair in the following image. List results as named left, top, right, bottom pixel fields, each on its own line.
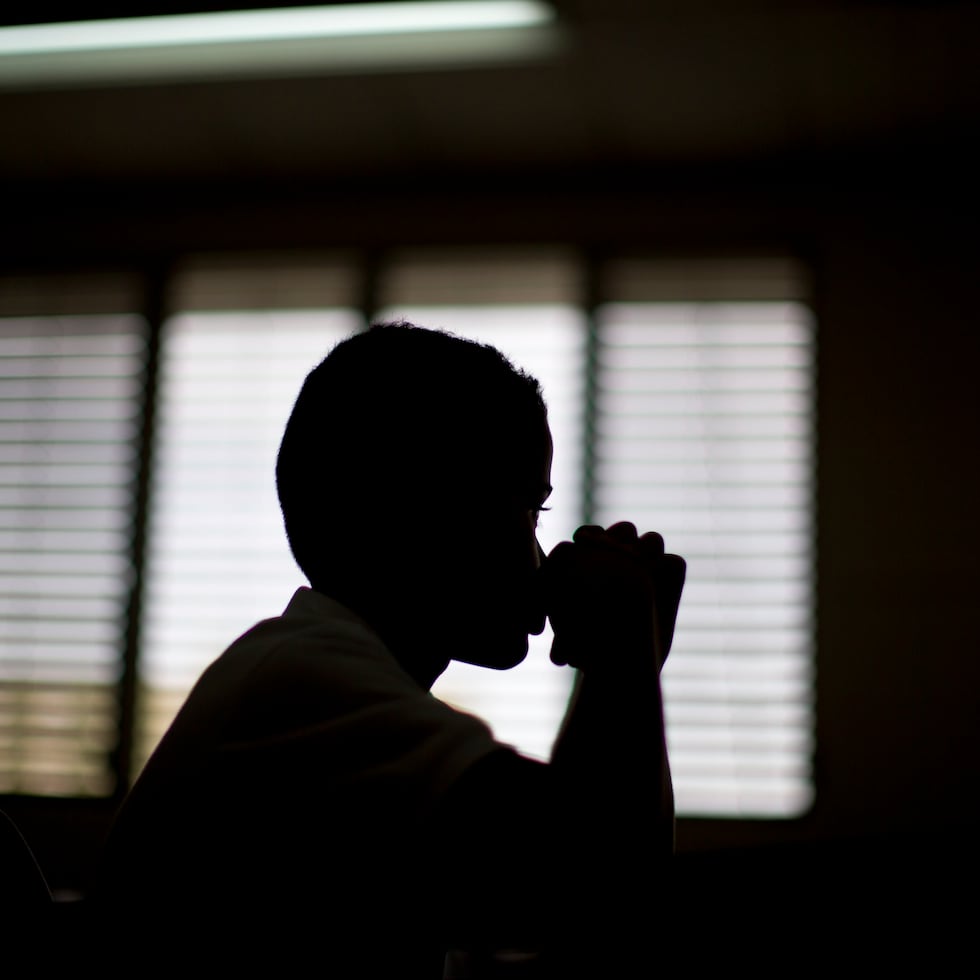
left=276, top=320, right=547, bottom=587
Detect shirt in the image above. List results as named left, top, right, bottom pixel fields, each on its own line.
left=94, top=586, right=514, bottom=975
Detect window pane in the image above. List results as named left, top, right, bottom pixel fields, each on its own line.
left=372, top=303, right=585, bottom=761
left=594, top=299, right=816, bottom=817
left=0, top=315, right=145, bottom=796
left=137, top=310, right=360, bottom=772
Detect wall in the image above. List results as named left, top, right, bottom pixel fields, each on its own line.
left=2, top=154, right=978, bottom=898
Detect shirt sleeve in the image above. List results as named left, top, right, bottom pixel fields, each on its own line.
left=215, top=613, right=509, bottom=824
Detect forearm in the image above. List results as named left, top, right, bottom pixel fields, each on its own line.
left=550, top=664, right=674, bottom=856
left=432, top=659, right=674, bottom=960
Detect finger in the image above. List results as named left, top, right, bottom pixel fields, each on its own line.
left=544, top=540, right=576, bottom=563
left=605, top=521, right=639, bottom=544
left=636, top=531, right=666, bottom=561
left=573, top=524, right=639, bottom=557
left=659, top=553, right=686, bottom=599
left=654, top=554, right=686, bottom=661
left=572, top=524, right=605, bottom=544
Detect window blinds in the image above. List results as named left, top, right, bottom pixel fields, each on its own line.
left=0, top=315, right=145, bottom=795
left=373, top=303, right=585, bottom=760
left=376, top=248, right=586, bottom=759
left=0, top=253, right=816, bottom=819
left=135, top=253, right=363, bottom=769
left=594, top=259, right=815, bottom=816
left=137, top=309, right=359, bottom=771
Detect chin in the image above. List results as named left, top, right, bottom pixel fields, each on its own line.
left=455, top=634, right=529, bottom=671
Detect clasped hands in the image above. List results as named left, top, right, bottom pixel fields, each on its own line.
left=539, top=522, right=686, bottom=673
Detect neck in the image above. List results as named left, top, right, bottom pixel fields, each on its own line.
left=313, top=581, right=449, bottom=691
left=370, top=614, right=452, bottom=691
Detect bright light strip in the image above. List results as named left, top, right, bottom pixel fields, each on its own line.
left=0, top=2, right=554, bottom=56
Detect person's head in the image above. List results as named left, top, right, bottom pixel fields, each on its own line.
left=276, top=320, right=553, bottom=685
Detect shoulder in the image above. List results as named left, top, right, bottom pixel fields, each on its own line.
left=203, top=587, right=403, bottom=702
left=237, top=586, right=385, bottom=660
left=198, top=589, right=505, bottom=781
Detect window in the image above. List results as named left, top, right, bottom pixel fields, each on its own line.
left=375, top=248, right=586, bottom=759
left=0, top=273, right=146, bottom=795
left=0, top=252, right=816, bottom=818
left=136, top=253, right=361, bottom=771
left=594, top=259, right=815, bottom=816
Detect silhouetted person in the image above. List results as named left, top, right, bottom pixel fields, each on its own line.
left=92, top=322, right=685, bottom=977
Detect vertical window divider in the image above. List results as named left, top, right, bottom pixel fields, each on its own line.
left=113, top=261, right=172, bottom=799
left=581, top=249, right=603, bottom=528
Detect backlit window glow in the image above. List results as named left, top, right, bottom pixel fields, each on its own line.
left=594, top=301, right=816, bottom=817
left=0, top=315, right=145, bottom=795
left=0, top=254, right=817, bottom=819
left=137, top=310, right=358, bottom=770
left=374, top=304, right=586, bottom=760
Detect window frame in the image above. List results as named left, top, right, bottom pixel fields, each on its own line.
left=0, top=247, right=819, bottom=825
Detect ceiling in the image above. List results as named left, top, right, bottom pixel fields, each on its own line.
left=1, top=0, right=977, bottom=190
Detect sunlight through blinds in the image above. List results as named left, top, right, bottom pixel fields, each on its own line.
left=594, top=260, right=816, bottom=816
left=137, top=254, right=363, bottom=770
left=136, top=252, right=817, bottom=816
left=0, top=314, right=145, bottom=795
left=138, top=310, right=359, bottom=770
left=377, top=248, right=584, bottom=760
